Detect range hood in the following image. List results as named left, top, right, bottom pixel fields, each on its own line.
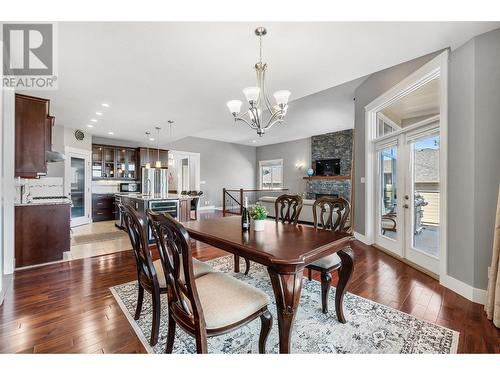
left=46, top=150, right=66, bottom=163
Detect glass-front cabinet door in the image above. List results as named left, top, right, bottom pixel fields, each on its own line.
left=103, top=147, right=115, bottom=178
left=92, top=146, right=103, bottom=178
left=126, top=149, right=137, bottom=179
left=116, top=148, right=127, bottom=179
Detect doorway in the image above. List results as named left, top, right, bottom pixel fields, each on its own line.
left=65, top=147, right=92, bottom=227
left=365, top=51, right=448, bottom=278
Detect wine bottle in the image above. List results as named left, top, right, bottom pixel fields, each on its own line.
left=241, top=196, right=251, bottom=232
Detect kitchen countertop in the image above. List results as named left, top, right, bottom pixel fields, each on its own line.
left=15, top=199, right=72, bottom=207
left=114, top=193, right=191, bottom=201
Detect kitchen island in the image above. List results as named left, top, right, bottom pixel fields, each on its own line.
left=115, top=193, right=192, bottom=241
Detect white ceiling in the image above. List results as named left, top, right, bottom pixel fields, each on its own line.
left=21, top=22, right=499, bottom=147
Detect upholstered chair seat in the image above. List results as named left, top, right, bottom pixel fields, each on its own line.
left=310, top=253, right=341, bottom=270
left=153, top=258, right=213, bottom=288
left=194, top=272, right=270, bottom=330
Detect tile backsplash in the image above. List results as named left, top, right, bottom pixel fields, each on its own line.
left=15, top=177, right=65, bottom=203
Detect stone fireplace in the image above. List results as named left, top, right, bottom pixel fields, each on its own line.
left=305, top=129, right=353, bottom=202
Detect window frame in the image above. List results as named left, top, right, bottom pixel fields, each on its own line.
left=258, top=158, right=284, bottom=190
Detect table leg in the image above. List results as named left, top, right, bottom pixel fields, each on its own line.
left=335, top=247, right=354, bottom=323
left=233, top=254, right=240, bottom=273
left=267, top=267, right=304, bottom=354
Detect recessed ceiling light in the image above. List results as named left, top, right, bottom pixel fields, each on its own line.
left=90, top=118, right=98, bottom=122
left=149, top=137, right=155, bottom=141
left=250, top=140, right=257, bottom=143
left=87, top=124, right=94, bottom=128
left=108, top=131, right=114, bottom=135
left=95, top=112, right=103, bottom=116
left=101, top=103, right=110, bottom=108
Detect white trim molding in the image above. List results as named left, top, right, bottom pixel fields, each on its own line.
left=353, top=231, right=371, bottom=245
left=440, top=275, right=487, bottom=305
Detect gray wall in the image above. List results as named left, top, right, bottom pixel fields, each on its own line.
left=167, top=136, right=256, bottom=208
left=448, top=39, right=476, bottom=286
left=256, top=137, right=311, bottom=194
left=472, top=28, right=500, bottom=288
left=448, top=28, right=500, bottom=289
left=353, top=51, right=442, bottom=235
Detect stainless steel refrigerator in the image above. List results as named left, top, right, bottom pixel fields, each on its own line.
left=141, top=168, right=168, bottom=196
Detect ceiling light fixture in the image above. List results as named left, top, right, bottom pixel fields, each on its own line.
left=95, top=112, right=103, bottom=116
left=101, top=103, right=110, bottom=108
left=155, top=126, right=162, bottom=168
left=108, top=131, right=114, bottom=135
left=226, top=27, right=291, bottom=137
left=167, top=120, right=175, bottom=167
left=90, top=118, right=98, bottom=122
left=87, top=124, right=94, bottom=128
left=145, top=131, right=151, bottom=169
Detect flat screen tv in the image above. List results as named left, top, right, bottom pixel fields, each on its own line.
left=315, top=159, right=340, bottom=176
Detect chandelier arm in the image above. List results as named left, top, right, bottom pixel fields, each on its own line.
left=263, top=109, right=285, bottom=130
left=260, top=67, right=275, bottom=113
left=235, top=116, right=257, bottom=129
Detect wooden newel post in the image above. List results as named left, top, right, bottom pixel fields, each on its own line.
left=222, top=188, right=226, bottom=216
left=239, top=188, right=244, bottom=215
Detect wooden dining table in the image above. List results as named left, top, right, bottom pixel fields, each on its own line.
left=183, top=215, right=355, bottom=354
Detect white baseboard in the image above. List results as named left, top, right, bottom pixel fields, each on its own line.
left=198, top=205, right=216, bottom=211
left=0, top=274, right=13, bottom=306
left=353, top=231, right=371, bottom=245
left=440, top=274, right=487, bottom=305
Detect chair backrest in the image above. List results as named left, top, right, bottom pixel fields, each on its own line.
left=312, top=197, right=350, bottom=232
left=274, top=194, right=303, bottom=225
left=146, top=209, right=206, bottom=331
left=121, top=204, right=159, bottom=288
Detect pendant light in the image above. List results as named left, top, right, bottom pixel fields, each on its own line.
left=167, top=120, right=175, bottom=167
left=155, top=126, right=162, bottom=168
left=145, top=131, right=151, bottom=169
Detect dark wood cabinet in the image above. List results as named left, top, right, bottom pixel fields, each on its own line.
left=92, top=144, right=138, bottom=180
left=137, top=147, right=169, bottom=181
left=92, top=193, right=116, bottom=221
left=15, top=203, right=70, bottom=267
left=15, top=94, right=51, bottom=178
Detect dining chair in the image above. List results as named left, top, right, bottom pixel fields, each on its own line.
left=190, top=191, right=203, bottom=220
left=120, top=203, right=167, bottom=346
left=274, top=194, right=304, bottom=224
left=305, top=197, right=353, bottom=322
left=242, top=194, right=304, bottom=275
left=148, top=211, right=273, bottom=354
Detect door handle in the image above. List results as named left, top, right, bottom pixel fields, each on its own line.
left=403, top=204, right=409, bottom=209
left=404, top=195, right=409, bottom=200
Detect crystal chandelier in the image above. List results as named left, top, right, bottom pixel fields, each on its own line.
left=226, top=27, right=291, bottom=137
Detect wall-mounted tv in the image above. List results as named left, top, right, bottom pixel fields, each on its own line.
left=315, top=159, right=340, bottom=176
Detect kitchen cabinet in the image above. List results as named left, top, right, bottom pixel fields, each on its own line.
left=15, top=94, right=51, bottom=178
left=92, top=144, right=138, bottom=180
left=92, top=193, right=116, bottom=221
left=138, top=147, right=169, bottom=181
left=15, top=203, right=70, bottom=267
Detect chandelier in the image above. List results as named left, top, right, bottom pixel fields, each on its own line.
left=226, top=27, right=291, bottom=137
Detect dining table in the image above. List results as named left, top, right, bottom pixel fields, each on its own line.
left=183, top=215, right=355, bottom=354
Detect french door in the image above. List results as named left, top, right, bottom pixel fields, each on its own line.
left=65, top=148, right=92, bottom=227
left=375, top=126, right=440, bottom=274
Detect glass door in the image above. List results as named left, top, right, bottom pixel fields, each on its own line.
left=375, top=141, right=403, bottom=256
left=66, top=149, right=91, bottom=227
left=404, top=131, right=440, bottom=274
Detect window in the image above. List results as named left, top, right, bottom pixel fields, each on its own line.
left=259, top=159, right=283, bottom=189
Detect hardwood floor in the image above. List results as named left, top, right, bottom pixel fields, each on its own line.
left=1, top=212, right=498, bottom=353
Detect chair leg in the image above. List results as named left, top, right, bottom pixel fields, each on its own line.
left=134, top=284, right=144, bottom=320
left=244, top=258, right=251, bottom=275
left=320, top=271, right=332, bottom=314
left=258, top=309, right=273, bottom=354
left=307, top=268, right=312, bottom=281
left=165, top=311, right=176, bottom=353
left=195, top=330, right=209, bottom=354
left=150, top=289, right=161, bottom=346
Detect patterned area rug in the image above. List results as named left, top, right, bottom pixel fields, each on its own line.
left=110, top=256, right=459, bottom=354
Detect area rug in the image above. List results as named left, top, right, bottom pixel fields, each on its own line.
left=71, top=231, right=128, bottom=245
left=110, top=256, right=459, bottom=354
